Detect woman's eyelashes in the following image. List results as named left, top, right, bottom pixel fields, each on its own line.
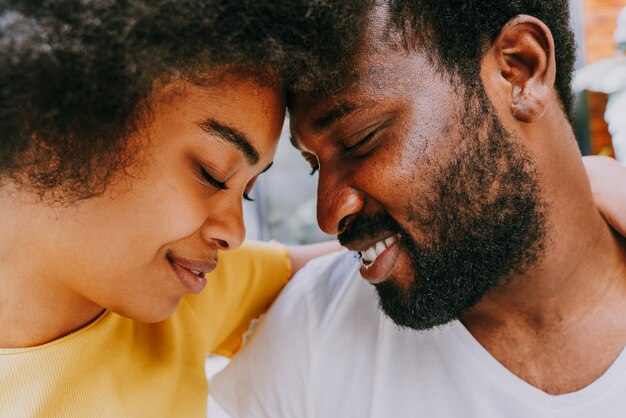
left=197, top=165, right=228, bottom=191
left=196, top=163, right=255, bottom=202
left=192, top=157, right=258, bottom=202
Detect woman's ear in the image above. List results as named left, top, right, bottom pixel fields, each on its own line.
left=492, top=15, right=556, bottom=123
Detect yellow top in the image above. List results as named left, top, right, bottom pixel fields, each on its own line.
left=0, top=241, right=291, bottom=418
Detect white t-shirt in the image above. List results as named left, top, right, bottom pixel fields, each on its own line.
left=211, top=252, right=626, bottom=418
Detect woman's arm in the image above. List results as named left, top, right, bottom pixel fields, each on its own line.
left=584, top=155, right=626, bottom=234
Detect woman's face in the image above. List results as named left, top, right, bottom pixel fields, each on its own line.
left=39, top=75, right=285, bottom=322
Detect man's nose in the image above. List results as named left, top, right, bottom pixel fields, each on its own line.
left=316, top=168, right=365, bottom=235
left=199, top=196, right=246, bottom=251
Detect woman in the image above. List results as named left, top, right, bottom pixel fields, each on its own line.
left=0, top=2, right=332, bottom=416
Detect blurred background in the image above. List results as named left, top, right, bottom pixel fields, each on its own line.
left=573, top=0, right=626, bottom=159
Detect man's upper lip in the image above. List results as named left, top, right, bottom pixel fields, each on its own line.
left=343, top=230, right=398, bottom=253
left=167, top=253, right=217, bottom=273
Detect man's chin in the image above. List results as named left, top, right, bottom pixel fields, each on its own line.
left=374, top=273, right=466, bottom=331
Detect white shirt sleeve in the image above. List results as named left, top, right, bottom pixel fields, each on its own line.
left=210, top=251, right=355, bottom=418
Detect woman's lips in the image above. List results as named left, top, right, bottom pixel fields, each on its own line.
left=359, top=240, right=401, bottom=284
left=166, top=254, right=216, bottom=294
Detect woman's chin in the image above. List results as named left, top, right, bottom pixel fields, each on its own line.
left=111, top=299, right=181, bottom=323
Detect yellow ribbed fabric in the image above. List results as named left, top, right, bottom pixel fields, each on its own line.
left=0, top=241, right=291, bottom=418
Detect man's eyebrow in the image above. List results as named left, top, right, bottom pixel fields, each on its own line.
left=311, top=102, right=359, bottom=133
left=196, top=118, right=260, bottom=165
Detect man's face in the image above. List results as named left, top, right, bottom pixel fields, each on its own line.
left=289, top=35, right=546, bottom=330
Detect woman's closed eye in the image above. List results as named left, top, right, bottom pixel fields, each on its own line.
left=197, top=164, right=228, bottom=191
left=198, top=164, right=256, bottom=202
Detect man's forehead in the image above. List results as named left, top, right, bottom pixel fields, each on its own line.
left=289, top=92, right=395, bottom=152
left=289, top=94, right=369, bottom=138
left=288, top=96, right=354, bottom=146
left=288, top=1, right=446, bottom=115
left=289, top=52, right=429, bottom=131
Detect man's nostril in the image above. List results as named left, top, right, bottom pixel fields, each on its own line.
left=338, top=215, right=352, bottom=234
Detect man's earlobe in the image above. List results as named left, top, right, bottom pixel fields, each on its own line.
left=511, top=84, right=551, bottom=122
left=495, top=15, right=556, bottom=123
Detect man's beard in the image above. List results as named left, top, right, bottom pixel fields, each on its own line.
left=342, top=89, right=546, bottom=331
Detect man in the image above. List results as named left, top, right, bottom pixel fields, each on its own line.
left=212, top=1, right=626, bottom=417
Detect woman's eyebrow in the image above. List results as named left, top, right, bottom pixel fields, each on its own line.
left=196, top=118, right=260, bottom=165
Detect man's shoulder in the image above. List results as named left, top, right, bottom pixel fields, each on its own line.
left=211, top=251, right=464, bottom=418
left=210, top=251, right=374, bottom=417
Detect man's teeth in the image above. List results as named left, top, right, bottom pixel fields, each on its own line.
left=190, top=269, right=204, bottom=277
left=363, top=247, right=378, bottom=263
left=360, top=234, right=400, bottom=265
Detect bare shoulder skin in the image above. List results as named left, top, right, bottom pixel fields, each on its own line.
left=584, top=156, right=626, bottom=236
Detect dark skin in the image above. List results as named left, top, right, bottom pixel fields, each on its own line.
left=463, top=16, right=626, bottom=394
left=290, top=14, right=626, bottom=395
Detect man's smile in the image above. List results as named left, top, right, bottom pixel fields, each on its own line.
left=359, top=234, right=400, bottom=265
left=358, top=237, right=403, bottom=284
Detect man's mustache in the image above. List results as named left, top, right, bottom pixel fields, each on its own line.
left=338, top=212, right=401, bottom=247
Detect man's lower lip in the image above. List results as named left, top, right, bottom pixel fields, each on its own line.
left=168, top=261, right=209, bottom=294
left=359, top=240, right=401, bottom=284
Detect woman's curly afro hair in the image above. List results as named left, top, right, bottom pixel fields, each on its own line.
left=0, top=0, right=366, bottom=202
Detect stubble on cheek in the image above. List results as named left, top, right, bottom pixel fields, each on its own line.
left=373, top=89, right=547, bottom=330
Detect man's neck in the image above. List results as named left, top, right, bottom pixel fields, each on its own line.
left=466, top=216, right=626, bottom=327
left=460, top=161, right=626, bottom=394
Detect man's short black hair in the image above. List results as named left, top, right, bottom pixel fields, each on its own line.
left=0, top=0, right=330, bottom=202
left=386, top=0, right=576, bottom=118
left=286, top=0, right=576, bottom=122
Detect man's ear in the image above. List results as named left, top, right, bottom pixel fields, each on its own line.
left=493, top=15, right=556, bottom=123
